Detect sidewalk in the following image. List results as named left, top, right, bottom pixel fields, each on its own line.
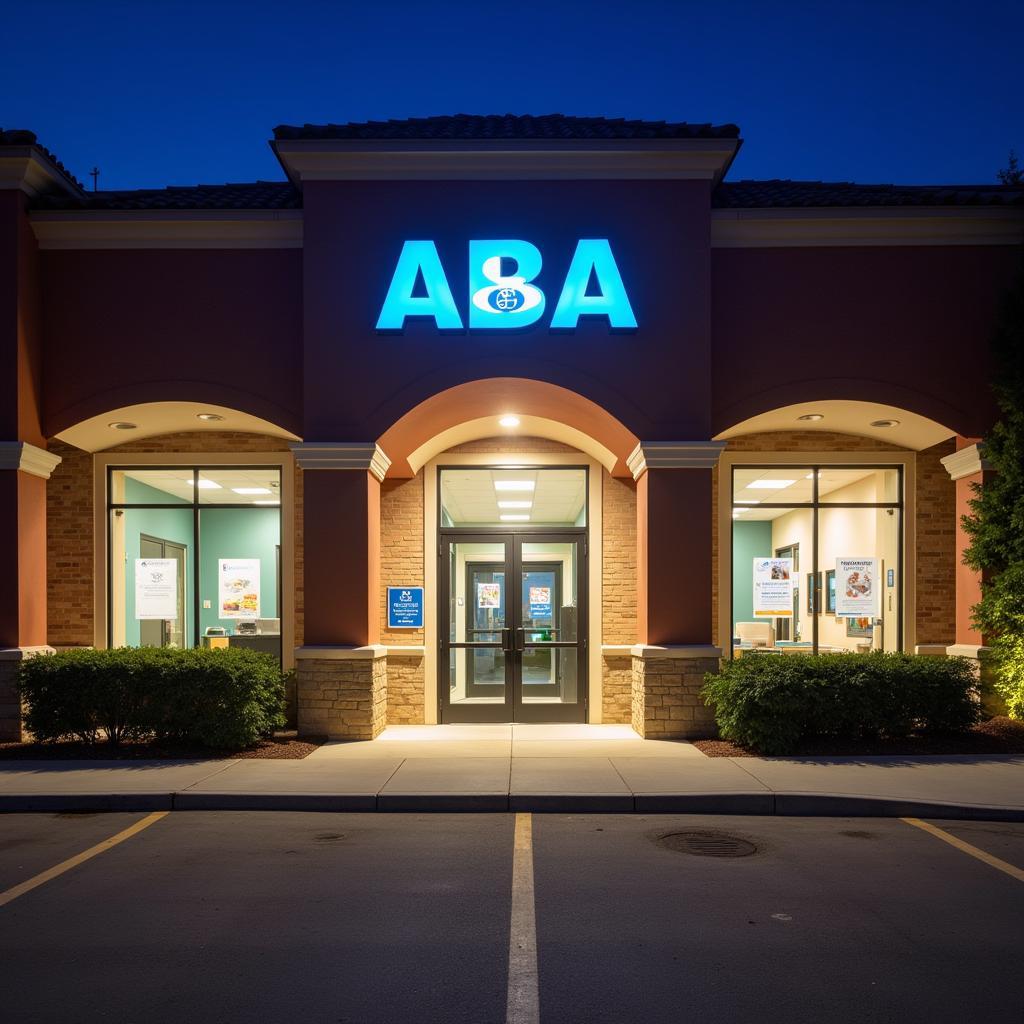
left=1, top=725, right=1022, bottom=818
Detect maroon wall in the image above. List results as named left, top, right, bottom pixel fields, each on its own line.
left=301, top=178, right=713, bottom=441
left=41, top=248, right=303, bottom=437
left=710, top=245, right=1015, bottom=437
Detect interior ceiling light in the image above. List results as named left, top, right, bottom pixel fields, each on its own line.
left=798, top=413, right=824, bottom=422
left=805, top=473, right=815, bottom=479
left=253, top=500, right=281, bottom=506
left=498, top=500, right=532, bottom=509
left=500, top=514, right=530, bottom=521
left=232, top=487, right=272, bottom=495
left=748, top=479, right=796, bottom=489
left=108, top=421, right=137, bottom=430
left=195, top=479, right=221, bottom=489
left=734, top=499, right=760, bottom=505
left=196, top=412, right=224, bottom=422
left=494, top=480, right=535, bottom=492
left=870, top=419, right=900, bottom=428
left=498, top=414, right=520, bottom=428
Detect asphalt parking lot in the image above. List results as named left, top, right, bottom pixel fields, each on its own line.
left=0, top=812, right=1021, bottom=1024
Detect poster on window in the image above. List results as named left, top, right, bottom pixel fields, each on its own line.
left=219, top=558, right=261, bottom=619
left=135, top=558, right=178, bottom=620
left=835, top=557, right=879, bottom=618
left=477, top=582, right=501, bottom=609
left=529, top=585, right=552, bottom=619
left=752, top=558, right=794, bottom=617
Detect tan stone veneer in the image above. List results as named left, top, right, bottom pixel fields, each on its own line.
left=630, top=645, right=720, bottom=739
left=0, top=646, right=54, bottom=741
left=295, top=647, right=387, bottom=740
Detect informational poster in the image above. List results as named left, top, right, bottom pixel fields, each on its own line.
left=529, top=585, right=552, bottom=619
left=752, top=558, right=794, bottom=618
left=218, top=558, right=261, bottom=619
left=387, top=587, right=424, bottom=629
left=477, top=582, right=501, bottom=609
left=135, top=558, right=178, bottom=620
left=835, top=557, right=879, bottom=618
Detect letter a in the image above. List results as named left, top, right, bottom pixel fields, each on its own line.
left=376, top=241, right=463, bottom=331
left=550, top=239, right=637, bottom=330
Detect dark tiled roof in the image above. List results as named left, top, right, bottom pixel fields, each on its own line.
left=0, top=128, right=84, bottom=191
left=31, top=181, right=301, bottom=211
left=274, top=114, right=741, bottom=141
left=714, top=179, right=1024, bottom=208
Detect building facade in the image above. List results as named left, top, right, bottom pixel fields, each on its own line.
left=1, top=115, right=1021, bottom=741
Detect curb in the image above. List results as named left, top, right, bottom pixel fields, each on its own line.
left=0, top=791, right=1022, bottom=820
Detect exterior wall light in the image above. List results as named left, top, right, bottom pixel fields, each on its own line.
left=498, top=415, right=520, bottom=428
left=196, top=413, right=224, bottom=422
left=870, top=419, right=900, bottom=428
left=108, top=422, right=137, bottom=430
left=798, top=413, right=824, bottom=421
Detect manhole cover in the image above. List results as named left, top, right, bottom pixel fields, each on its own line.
left=657, top=831, right=757, bottom=858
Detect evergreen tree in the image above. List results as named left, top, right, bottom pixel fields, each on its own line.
left=961, top=246, right=1024, bottom=716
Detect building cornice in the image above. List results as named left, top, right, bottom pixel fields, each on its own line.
left=29, top=209, right=303, bottom=249
left=940, top=443, right=992, bottom=481
left=290, top=442, right=391, bottom=481
left=272, top=138, right=740, bottom=184
left=627, top=441, right=727, bottom=480
left=0, top=442, right=62, bottom=480
left=0, top=148, right=83, bottom=198
left=711, top=206, right=1024, bottom=248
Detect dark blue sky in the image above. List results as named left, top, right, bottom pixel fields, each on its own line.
left=3, top=0, right=1021, bottom=192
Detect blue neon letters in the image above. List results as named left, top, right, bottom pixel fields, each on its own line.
left=376, top=239, right=636, bottom=331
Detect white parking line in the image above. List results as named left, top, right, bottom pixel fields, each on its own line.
left=507, top=812, right=540, bottom=1024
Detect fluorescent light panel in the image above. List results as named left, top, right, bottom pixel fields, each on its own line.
left=232, top=487, right=272, bottom=495
left=747, top=479, right=796, bottom=489
left=499, top=514, right=530, bottom=521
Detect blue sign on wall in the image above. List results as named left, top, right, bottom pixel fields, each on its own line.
left=387, top=587, right=424, bottom=629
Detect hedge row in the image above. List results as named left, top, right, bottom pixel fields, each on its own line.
left=19, top=646, right=286, bottom=749
left=702, top=652, right=980, bottom=755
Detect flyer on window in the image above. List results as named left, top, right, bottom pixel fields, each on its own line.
left=529, top=585, right=552, bottom=618
left=477, top=582, right=501, bottom=609
left=135, top=558, right=178, bottom=620
left=752, top=557, right=794, bottom=617
left=219, top=558, right=261, bottom=619
left=835, top=557, right=879, bottom=617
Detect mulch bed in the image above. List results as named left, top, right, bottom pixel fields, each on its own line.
left=0, top=732, right=324, bottom=761
left=693, top=716, right=1024, bottom=757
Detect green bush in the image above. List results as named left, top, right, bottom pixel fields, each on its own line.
left=701, top=653, right=981, bottom=755
left=19, top=646, right=286, bottom=749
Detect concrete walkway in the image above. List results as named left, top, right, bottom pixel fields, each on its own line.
left=1, top=724, right=1022, bottom=818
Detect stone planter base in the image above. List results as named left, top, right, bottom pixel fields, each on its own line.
left=630, top=644, right=721, bottom=739
left=295, top=646, right=388, bottom=740
left=0, top=646, right=55, bottom=741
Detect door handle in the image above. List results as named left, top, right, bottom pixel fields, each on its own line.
left=515, top=627, right=525, bottom=652
left=501, top=628, right=513, bottom=654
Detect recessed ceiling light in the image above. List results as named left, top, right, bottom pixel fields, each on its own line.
left=232, top=487, right=272, bottom=495
left=798, top=413, right=824, bottom=422
left=870, top=419, right=900, bottom=428
left=195, top=479, right=221, bottom=490
left=500, top=514, right=530, bottom=521
left=494, top=480, right=535, bottom=492
left=498, top=500, right=532, bottom=509
left=748, top=479, right=796, bottom=489
left=734, top=499, right=760, bottom=505
left=732, top=510, right=747, bottom=518
left=498, top=415, right=520, bottom=428
left=253, top=500, right=281, bottom=506
left=108, top=421, right=137, bottom=430
left=196, top=413, right=224, bottom=422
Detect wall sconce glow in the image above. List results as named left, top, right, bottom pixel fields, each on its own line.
left=376, top=238, right=636, bottom=332
left=494, top=480, right=535, bottom=492
left=498, top=415, right=520, bottom=428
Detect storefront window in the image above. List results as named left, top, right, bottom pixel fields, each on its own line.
left=730, top=466, right=902, bottom=657
left=109, top=467, right=282, bottom=660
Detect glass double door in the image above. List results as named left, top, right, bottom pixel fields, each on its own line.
left=440, top=533, right=586, bottom=723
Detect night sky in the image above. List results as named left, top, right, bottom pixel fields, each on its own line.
left=3, top=0, right=1021, bottom=192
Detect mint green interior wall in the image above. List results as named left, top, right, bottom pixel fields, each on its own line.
left=122, top=478, right=194, bottom=646
left=199, top=508, right=280, bottom=635
left=731, top=520, right=773, bottom=628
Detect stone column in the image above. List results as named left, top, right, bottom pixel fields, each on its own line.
left=0, top=443, right=61, bottom=740
left=290, top=442, right=390, bottom=740
left=627, top=441, right=724, bottom=739
left=940, top=441, right=992, bottom=666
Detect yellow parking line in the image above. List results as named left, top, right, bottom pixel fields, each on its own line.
left=506, top=812, right=539, bottom=1024
left=902, top=817, right=1024, bottom=883
left=0, top=811, right=169, bottom=909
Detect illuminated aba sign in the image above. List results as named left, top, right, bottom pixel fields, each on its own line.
left=376, top=239, right=637, bottom=331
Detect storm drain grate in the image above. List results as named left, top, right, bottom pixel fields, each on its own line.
left=656, top=831, right=758, bottom=858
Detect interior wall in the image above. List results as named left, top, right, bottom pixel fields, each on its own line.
left=731, top=520, right=772, bottom=625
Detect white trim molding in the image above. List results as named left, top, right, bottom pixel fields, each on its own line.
left=627, top=441, right=727, bottom=479
left=0, top=442, right=62, bottom=479
left=711, top=207, right=1024, bottom=248
left=940, top=443, right=991, bottom=481
left=630, top=644, right=723, bottom=660
left=294, top=645, right=388, bottom=660
left=290, top=442, right=391, bottom=481
left=946, top=644, right=991, bottom=660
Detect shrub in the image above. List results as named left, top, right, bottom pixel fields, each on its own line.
left=19, top=646, right=286, bottom=749
left=701, top=652, right=981, bottom=755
